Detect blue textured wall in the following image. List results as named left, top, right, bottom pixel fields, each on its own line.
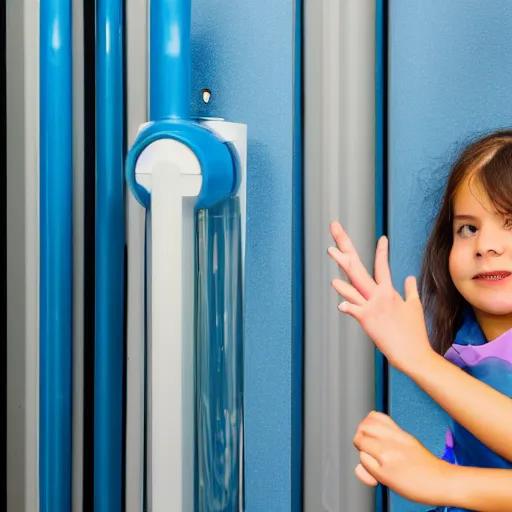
left=191, top=2, right=299, bottom=511
left=389, top=1, right=512, bottom=510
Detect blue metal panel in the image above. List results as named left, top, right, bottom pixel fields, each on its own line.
left=95, top=1, right=125, bottom=511
left=40, top=1, right=73, bottom=510
left=388, top=1, right=512, bottom=510
left=150, top=0, right=191, bottom=120
left=190, top=1, right=299, bottom=510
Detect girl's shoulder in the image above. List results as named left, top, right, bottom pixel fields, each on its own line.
left=446, top=331, right=512, bottom=398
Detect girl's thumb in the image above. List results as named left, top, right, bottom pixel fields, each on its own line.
left=404, top=276, right=419, bottom=301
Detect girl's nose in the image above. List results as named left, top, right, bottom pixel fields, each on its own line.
left=475, top=230, right=505, bottom=258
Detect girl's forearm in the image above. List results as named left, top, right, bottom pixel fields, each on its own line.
left=446, top=465, right=512, bottom=511
left=408, top=350, right=512, bottom=462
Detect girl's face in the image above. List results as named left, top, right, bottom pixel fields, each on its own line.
left=449, top=174, right=512, bottom=329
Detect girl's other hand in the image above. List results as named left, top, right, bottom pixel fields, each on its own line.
left=354, top=411, right=450, bottom=507
left=327, top=221, right=435, bottom=374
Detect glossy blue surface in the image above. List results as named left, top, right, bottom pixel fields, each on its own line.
left=95, top=1, right=125, bottom=511
left=150, top=0, right=191, bottom=120
left=388, top=1, right=512, bottom=510
left=292, top=1, right=303, bottom=510
left=375, top=1, right=387, bottom=509
left=190, top=2, right=297, bottom=510
left=40, top=1, right=73, bottom=510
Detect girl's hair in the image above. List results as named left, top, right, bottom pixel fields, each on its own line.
left=419, top=130, right=512, bottom=354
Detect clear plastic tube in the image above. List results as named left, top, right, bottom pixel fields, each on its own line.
left=196, top=197, right=244, bottom=511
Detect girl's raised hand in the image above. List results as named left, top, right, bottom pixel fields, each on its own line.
left=353, top=411, right=450, bottom=507
left=327, top=221, right=434, bottom=373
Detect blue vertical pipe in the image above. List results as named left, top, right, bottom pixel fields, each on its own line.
left=375, top=0, right=386, bottom=416
left=40, top=1, right=73, bottom=510
left=291, top=1, right=303, bottom=511
left=375, top=1, right=387, bottom=510
left=150, top=0, right=191, bottom=120
left=95, top=1, right=125, bottom=511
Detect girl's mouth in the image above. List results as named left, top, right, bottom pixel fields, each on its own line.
left=473, top=271, right=512, bottom=281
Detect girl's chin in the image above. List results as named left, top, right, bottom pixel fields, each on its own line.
left=472, top=301, right=512, bottom=317
left=462, top=288, right=512, bottom=317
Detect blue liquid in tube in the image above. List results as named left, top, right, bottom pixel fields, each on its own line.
left=196, top=197, right=244, bottom=512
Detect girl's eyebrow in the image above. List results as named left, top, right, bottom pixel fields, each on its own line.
left=453, top=214, right=478, bottom=221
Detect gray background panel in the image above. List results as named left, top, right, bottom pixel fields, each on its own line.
left=125, top=0, right=148, bottom=509
left=72, top=0, right=85, bottom=509
left=303, top=1, right=376, bottom=511
left=6, top=0, right=40, bottom=511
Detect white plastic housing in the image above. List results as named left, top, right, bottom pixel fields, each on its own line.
left=134, top=120, right=247, bottom=512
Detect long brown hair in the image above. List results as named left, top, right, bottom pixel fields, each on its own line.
left=419, top=130, right=512, bottom=354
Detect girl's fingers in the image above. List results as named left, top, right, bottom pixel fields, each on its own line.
left=327, top=246, right=376, bottom=299
left=355, top=463, right=378, bottom=486
left=338, top=301, right=363, bottom=322
left=330, top=221, right=355, bottom=252
left=366, top=410, right=397, bottom=427
left=404, top=275, right=420, bottom=302
left=374, top=236, right=393, bottom=286
left=331, top=278, right=366, bottom=306
left=353, top=431, right=384, bottom=464
left=359, top=451, right=381, bottom=477
left=358, top=420, right=392, bottom=440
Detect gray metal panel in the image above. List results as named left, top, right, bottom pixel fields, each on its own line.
left=303, top=1, right=376, bottom=511
left=125, top=0, right=148, bottom=509
left=72, top=1, right=85, bottom=510
left=6, top=0, right=40, bottom=511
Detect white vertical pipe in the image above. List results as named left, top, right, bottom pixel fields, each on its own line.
left=303, top=0, right=376, bottom=511
left=125, top=0, right=148, bottom=509
left=135, top=140, right=201, bottom=512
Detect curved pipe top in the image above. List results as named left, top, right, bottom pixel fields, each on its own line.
left=150, top=0, right=191, bottom=120
left=125, top=120, right=240, bottom=210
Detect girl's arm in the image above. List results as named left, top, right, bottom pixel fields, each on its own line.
left=447, top=465, right=512, bottom=512
left=409, top=350, right=512, bottom=462
left=327, top=224, right=512, bottom=461
left=354, top=411, right=512, bottom=512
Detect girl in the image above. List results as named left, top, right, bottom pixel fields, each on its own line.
left=328, top=130, right=512, bottom=511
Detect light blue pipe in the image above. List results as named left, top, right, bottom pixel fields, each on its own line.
left=150, top=0, right=191, bottom=120
left=40, top=1, right=73, bottom=510
left=95, top=1, right=125, bottom=511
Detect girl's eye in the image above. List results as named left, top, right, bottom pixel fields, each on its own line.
left=456, top=224, right=477, bottom=238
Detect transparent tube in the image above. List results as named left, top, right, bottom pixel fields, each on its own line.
left=196, top=197, right=244, bottom=512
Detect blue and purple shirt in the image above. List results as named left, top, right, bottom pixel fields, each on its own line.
left=431, top=311, right=512, bottom=511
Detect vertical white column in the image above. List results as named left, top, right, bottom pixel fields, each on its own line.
left=135, top=140, right=201, bottom=512
left=125, top=0, right=148, bottom=510
left=303, top=0, right=376, bottom=511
